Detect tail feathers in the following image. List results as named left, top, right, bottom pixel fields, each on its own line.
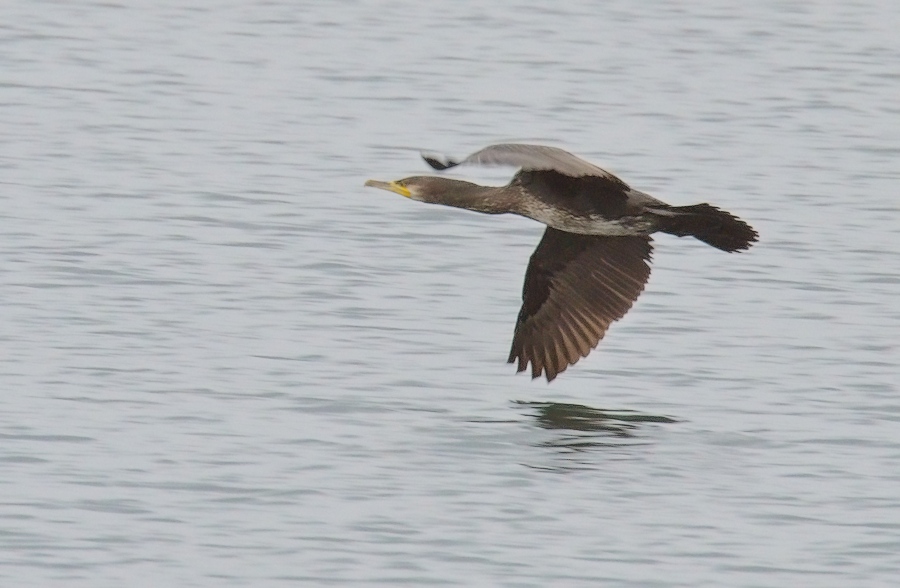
left=656, top=204, right=758, bottom=252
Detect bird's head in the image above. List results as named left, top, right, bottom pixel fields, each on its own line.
left=364, top=175, right=506, bottom=214
left=363, top=176, right=447, bottom=203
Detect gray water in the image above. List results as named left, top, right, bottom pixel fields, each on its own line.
left=2, top=1, right=899, bottom=586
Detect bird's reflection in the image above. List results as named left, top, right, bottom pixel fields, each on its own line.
left=515, top=401, right=677, bottom=452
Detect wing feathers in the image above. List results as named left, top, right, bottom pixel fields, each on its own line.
left=509, top=229, right=653, bottom=381
left=423, top=143, right=625, bottom=183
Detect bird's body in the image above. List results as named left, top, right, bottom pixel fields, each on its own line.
left=365, top=144, right=757, bottom=381
left=500, top=171, right=660, bottom=236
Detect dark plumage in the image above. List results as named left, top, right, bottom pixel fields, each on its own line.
left=365, top=144, right=758, bottom=381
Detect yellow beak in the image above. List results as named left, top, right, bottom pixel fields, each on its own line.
left=364, top=179, right=411, bottom=198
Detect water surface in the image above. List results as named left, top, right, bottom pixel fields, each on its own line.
left=2, top=1, right=898, bottom=586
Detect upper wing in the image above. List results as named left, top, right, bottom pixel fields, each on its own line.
left=423, top=143, right=626, bottom=184
left=509, top=228, right=653, bottom=382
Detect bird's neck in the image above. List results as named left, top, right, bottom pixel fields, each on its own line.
left=423, top=179, right=516, bottom=215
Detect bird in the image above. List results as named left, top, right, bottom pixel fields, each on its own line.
left=364, top=143, right=757, bottom=382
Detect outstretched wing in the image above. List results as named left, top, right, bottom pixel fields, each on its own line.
left=423, top=143, right=626, bottom=184
left=509, top=228, right=653, bottom=381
